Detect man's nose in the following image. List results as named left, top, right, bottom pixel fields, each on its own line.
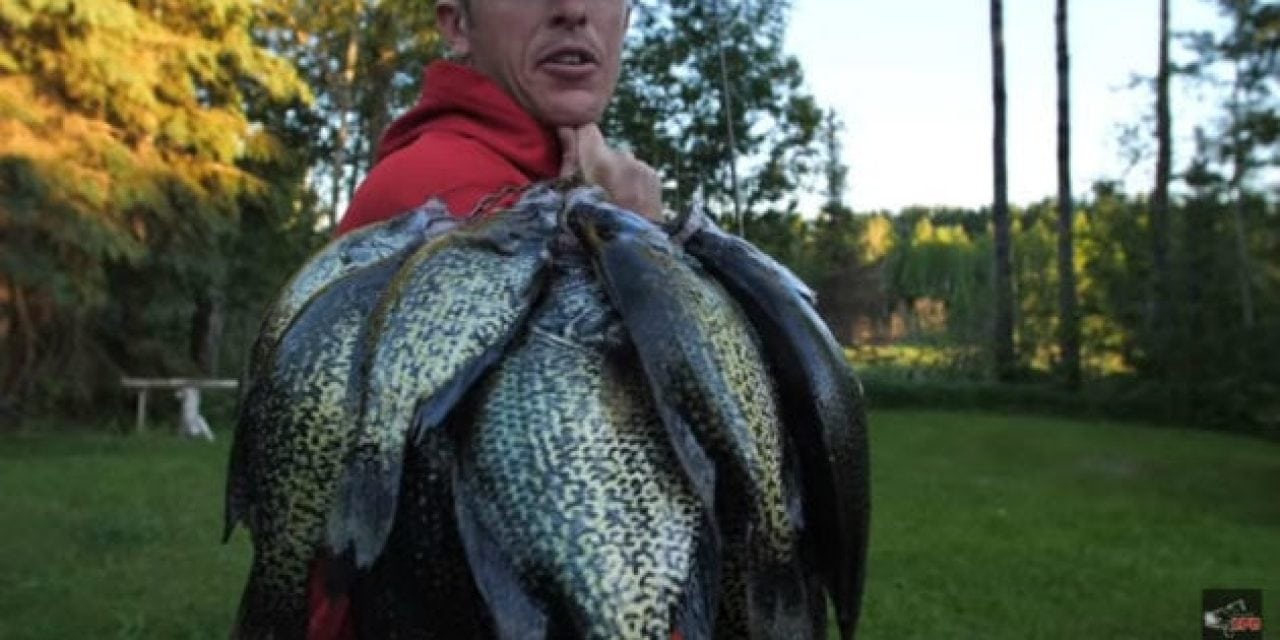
left=549, top=0, right=589, bottom=28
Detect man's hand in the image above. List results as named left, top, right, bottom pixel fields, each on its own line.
left=559, top=125, right=663, bottom=221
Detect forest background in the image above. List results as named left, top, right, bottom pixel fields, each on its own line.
left=0, top=0, right=1276, bottom=437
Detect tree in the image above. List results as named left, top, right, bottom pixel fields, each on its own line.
left=820, top=108, right=850, bottom=211
left=990, top=0, right=1016, bottom=380
left=1191, top=0, right=1279, bottom=329
left=259, top=0, right=443, bottom=228
left=886, top=213, right=991, bottom=366
left=606, top=0, right=824, bottom=224
left=0, top=0, right=308, bottom=409
left=1150, top=0, right=1174, bottom=368
left=1056, top=0, right=1081, bottom=388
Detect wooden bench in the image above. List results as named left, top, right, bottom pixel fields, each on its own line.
left=120, top=377, right=239, bottom=438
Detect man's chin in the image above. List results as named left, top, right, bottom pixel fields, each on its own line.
left=532, top=95, right=607, bottom=128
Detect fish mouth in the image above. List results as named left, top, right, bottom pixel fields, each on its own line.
left=564, top=194, right=607, bottom=250
left=564, top=187, right=664, bottom=247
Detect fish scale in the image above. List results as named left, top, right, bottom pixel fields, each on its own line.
left=677, top=208, right=871, bottom=640
left=328, top=199, right=559, bottom=569
left=230, top=255, right=407, bottom=640
left=456, top=256, right=707, bottom=640
left=566, top=197, right=811, bottom=637
left=225, top=203, right=451, bottom=543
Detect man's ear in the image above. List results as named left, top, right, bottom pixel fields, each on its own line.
left=437, top=0, right=471, bottom=59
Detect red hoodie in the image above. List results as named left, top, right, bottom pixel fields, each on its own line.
left=335, top=61, right=561, bottom=236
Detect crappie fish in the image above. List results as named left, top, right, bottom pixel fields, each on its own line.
left=228, top=252, right=411, bottom=640
left=674, top=204, right=871, bottom=640
left=225, top=200, right=454, bottom=540
left=454, top=252, right=714, bottom=640
left=327, top=185, right=562, bottom=568
left=566, top=192, right=813, bottom=638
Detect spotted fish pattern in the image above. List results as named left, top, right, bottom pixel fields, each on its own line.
left=566, top=194, right=813, bottom=638
left=226, top=183, right=869, bottom=640
left=225, top=200, right=454, bottom=540
left=455, top=254, right=708, bottom=640
left=229, top=255, right=408, bottom=640
left=327, top=188, right=561, bottom=569
left=565, top=200, right=794, bottom=544
left=677, top=205, right=871, bottom=640
left=246, top=200, right=452, bottom=389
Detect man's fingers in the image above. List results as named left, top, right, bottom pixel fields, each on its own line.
left=557, top=127, right=579, bottom=178
left=574, top=125, right=609, bottom=181
left=557, top=124, right=663, bottom=221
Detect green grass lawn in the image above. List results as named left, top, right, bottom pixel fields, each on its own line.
left=1, top=410, right=1276, bottom=639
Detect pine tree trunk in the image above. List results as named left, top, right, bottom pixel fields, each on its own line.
left=3, top=278, right=37, bottom=399
left=990, top=0, right=1016, bottom=381
left=1230, top=193, right=1255, bottom=329
left=1228, top=66, right=1255, bottom=330
left=191, top=289, right=224, bottom=376
left=329, top=14, right=362, bottom=229
left=349, top=110, right=367, bottom=206
left=1151, top=0, right=1173, bottom=373
left=1056, top=0, right=1081, bottom=388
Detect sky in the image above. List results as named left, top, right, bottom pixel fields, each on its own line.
left=784, top=0, right=1229, bottom=212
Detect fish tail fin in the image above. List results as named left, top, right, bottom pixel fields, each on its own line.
left=745, top=542, right=817, bottom=640
left=326, top=451, right=403, bottom=569
left=453, top=475, right=548, bottom=640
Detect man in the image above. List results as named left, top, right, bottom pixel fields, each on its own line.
left=337, top=0, right=662, bottom=235
left=314, top=1, right=659, bottom=637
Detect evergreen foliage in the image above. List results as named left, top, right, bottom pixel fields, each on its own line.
left=260, top=0, right=443, bottom=226
left=605, top=0, right=823, bottom=222
left=0, top=0, right=310, bottom=410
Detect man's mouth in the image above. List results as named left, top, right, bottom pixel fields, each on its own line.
left=540, top=46, right=599, bottom=68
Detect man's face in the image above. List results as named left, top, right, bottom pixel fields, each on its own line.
left=439, top=0, right=630, bottom=127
